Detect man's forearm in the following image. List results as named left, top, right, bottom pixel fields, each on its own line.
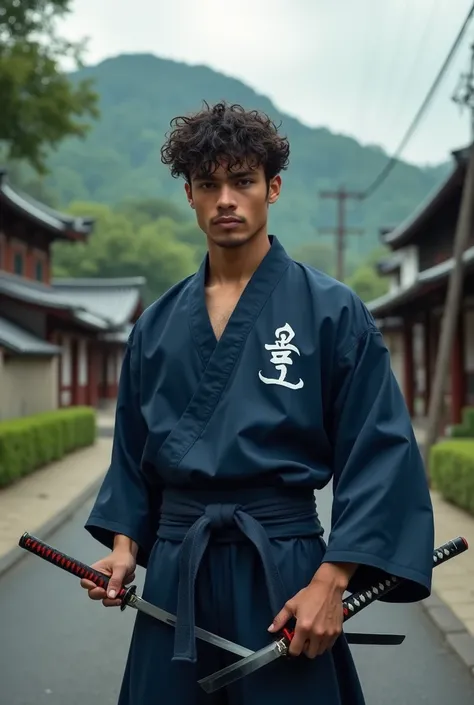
left=113, top=533, right=139, bottom=559
left=311, top=561, right=358, bottom=592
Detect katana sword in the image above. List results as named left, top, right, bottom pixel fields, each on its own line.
left=18, top=531, right=405, bottom=656
left=198, top=536, right=469, bottom=694
left=18, top=532, right=253, bottom=659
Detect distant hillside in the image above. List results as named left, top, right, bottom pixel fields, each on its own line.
left=38, top=53, right=449, bottom=256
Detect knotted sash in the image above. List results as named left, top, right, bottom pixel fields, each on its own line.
left=157, top=487, right=324, bottom=662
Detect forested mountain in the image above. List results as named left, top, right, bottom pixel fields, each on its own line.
left=29, top=52, right=450, bottom=258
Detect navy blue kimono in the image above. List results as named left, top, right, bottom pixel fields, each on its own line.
left=85, top=236, right=434, bottom=705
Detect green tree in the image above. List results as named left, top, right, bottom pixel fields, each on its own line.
left=0, top=0, right=98, bottom=173
left=134, top=222, right=198, bottom=302
left=116, top=198, right=208, bottom=262
left=346, top=265, right=389, bottom=302
left=52, top=201, right=198, bottom=303
left=291, top=242, right=336, bottom=276
left=116, top=198, right=190, bottom=228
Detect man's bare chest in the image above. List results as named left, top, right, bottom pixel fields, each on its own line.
left=206, top=287, right=245, bottom=340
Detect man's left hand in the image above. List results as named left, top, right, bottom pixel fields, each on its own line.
left=268, top=562, right=355, bottom=659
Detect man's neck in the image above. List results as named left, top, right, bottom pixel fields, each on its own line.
left=206, top=231, right=271, bottom=287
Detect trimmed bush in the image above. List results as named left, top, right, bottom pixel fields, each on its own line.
left=450, top=406, right=474, bottom=438
left=430, top=439, right=474, bottom=516
left=0, top=406, right=96, bottom=489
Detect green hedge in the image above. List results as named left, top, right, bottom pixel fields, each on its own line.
left=450, top=406, right=474, bottom=438
left=430, top=439, right=474, bottom=516
left=0, top=406, right=96, bottom=489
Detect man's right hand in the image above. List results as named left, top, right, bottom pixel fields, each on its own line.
left=80, top=550, right=136, bottom=607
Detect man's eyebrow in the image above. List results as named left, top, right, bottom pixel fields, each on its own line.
left=194, top=170, right=256, bottom=181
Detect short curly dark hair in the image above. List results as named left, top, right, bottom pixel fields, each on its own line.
left=160, top=101, right=290, bottom=184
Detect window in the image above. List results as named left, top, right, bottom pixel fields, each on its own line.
left=13, top=252, right=24, bottom=276
left=35, top=260, right=44, bottom=281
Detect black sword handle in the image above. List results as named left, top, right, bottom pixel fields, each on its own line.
left=341, top=535, right=468, bottom=622
left=281, top=536, right=468, bottom=645
left=18, top=532, right=136, bottom=611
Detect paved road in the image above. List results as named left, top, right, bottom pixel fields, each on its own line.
left=1, top=489, right=473, bottom=705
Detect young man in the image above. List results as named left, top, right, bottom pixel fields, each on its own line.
left=81, top=102, right=434, bottom=704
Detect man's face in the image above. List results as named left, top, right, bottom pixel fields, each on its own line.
left=185, top=160, right=281, bottom=248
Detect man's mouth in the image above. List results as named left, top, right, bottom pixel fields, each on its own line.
left=213, top=216, right=244, bottom=229
left=213, top=216, right=243, bottom=224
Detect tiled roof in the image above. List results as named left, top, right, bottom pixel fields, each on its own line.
left=381, top=146, right=468, bottom=250
left=0, top=317, right=61, bottom=356
left=376, top=253, right=403, bottom=275
left=0, top=271, right=75, bottom=309
left=0, top=273, right=145, bottom=334
left=367, top=246, right=474, bottom=317
left=0, top=272, right=109, bottom=330
left=52, top=277, right=145, bottom=328
left=0, top=170, right=94, bottom=239
left=99, top=323, right=134, bottom=344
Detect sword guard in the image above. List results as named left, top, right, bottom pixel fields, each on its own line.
left=120, top=584, right=137, bottom=611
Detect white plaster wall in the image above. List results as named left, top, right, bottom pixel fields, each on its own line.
left=388, top=275, right=399, bottom=294
left=61, top=335, right=71, bottom=387
left=115, top=348, right=124, bottom=383
left=400, top=246, right=419, bottom=288
left=78, top=339, right=88, bottom=386
left=107, top=353, right=116, bottom=386
left=0, top=354, right=58, bottom=421
left=382, top=331, right=404, bottom=388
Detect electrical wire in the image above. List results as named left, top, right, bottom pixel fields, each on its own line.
left=362, top=1, right=474, bottom=200
left=383, top=0, right=441, bottom=146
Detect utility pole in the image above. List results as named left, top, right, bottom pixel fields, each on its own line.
left=319, top=188, right=364, bottom=281
left=422, top=42, right=474, bottom=478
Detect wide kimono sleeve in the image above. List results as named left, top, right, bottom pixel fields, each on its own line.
left=84, top=326, right=161, bottom=568
left=321, top=323, right=434, bottom=602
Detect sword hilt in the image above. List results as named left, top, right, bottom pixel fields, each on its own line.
left=18, top=532, right=136, bottom=611
left=341, top=536, right=468, bottom=621
left=279, top=536, right=468, bottom=646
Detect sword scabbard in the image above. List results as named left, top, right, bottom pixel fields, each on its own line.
left=18, top=532, right=135, bottom=610
left=342, top=536, right=468, bottom=622
left=196, top=536, right=469, bottom=693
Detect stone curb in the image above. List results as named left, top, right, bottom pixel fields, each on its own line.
left=0, top=474, right=105, bottom=580
left=420, top=591, right=474, bottom=678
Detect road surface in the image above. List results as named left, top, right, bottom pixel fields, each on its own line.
left=1, top=489, right=473, bottom=705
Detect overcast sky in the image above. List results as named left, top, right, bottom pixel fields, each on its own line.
left=60, top=0, right=473, bottom=166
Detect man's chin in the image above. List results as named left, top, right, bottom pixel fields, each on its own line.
left=209, top=231, right=251, bottom=248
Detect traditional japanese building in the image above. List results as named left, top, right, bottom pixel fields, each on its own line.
left=367, top=145, right=474, bottom=431
left=0, top=169, right=145, bottom=421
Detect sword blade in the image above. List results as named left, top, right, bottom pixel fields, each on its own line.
left=127, top=594, right=253, bottom=658
left=197, top=631, right=405, bottom=693
left=198, top=639, right=286, bottom=694
left=199, top=537, right=469, bottom=693
left=129, top=594, right=403, bottom=652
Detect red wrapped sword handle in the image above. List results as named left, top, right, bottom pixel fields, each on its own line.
left=281, top=536, right=468, bottom=644
left=18, top=532, right=136, bottom=609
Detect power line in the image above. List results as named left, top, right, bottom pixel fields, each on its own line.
left=383, top=0, right=441, bottom=144
left=361, top=1, right=474, bottom=200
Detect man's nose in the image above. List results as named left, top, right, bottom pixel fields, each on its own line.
left=216, top=185, right=237, bottom=209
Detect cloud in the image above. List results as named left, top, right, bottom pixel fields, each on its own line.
left=61, top=0, right=473, bottom=164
